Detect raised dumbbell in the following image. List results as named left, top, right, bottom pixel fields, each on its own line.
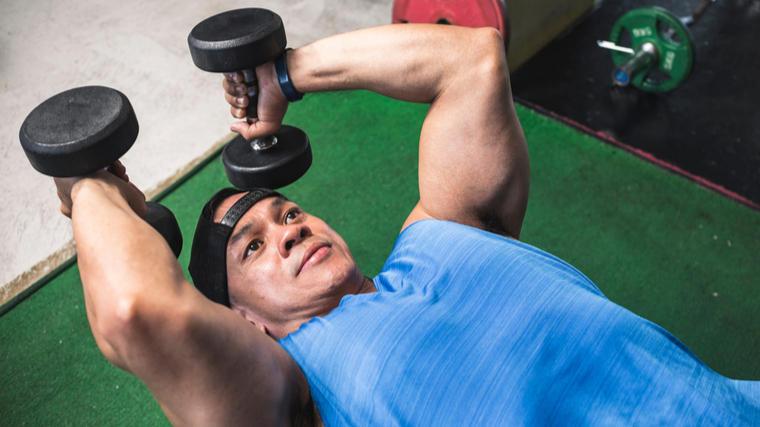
left=596, top=0, right=716, bottom=92
left=188, top=8, right=312, bottom=190
left=19, top=86, right=183, bottom=258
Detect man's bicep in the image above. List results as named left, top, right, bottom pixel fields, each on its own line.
left=126, top=286, right=307, bottom=427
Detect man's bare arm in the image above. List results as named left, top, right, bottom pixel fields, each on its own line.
left=227, top=24, right=529, bottom=238
left=61, top=172, right=309, bottom=427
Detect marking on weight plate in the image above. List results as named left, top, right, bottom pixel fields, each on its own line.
left=632, top=27, right=653, bottom=37
left=663, top=51, right=676, bottom=71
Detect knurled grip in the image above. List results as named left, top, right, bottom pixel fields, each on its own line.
left=241, top=69, right=259, bottom=122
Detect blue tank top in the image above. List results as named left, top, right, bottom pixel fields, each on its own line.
left=279, top=220, right=760, bottom=426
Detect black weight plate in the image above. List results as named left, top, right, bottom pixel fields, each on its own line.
left=19, top=86, right=138, bottom=177
left=145, top=202, right=183, bottom=258
left=222, top=125, right=312, bottom=190
left=188, top=8, right=287, bottom=72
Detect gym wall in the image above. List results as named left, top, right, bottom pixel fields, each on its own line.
left=507, top=0, right=601, bottom=70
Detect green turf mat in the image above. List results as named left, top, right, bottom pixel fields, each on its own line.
left=2, top=90, right=759, bottom=426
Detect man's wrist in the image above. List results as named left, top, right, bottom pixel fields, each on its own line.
left=69, top=175, right=110, bottom=203
left=275, top=48, right=303, bottom=102
left=68, top=176, right=100, bottom=201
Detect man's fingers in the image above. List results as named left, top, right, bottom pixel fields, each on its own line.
left=54, top=177, right=76, bottom=218
left=229, top=105, right=247, bottom=119
left=57, top=188, right=72, bottom=218
left=253, top=120, right=282, bottom=137
left=53, top=172, right=147, bottom=219
left=109, top=160, right=129, bottom=183
left=127, top=181, right=145, bottom=200
left=225, top=92, right=248, bottom=109
left=223, top=64, right=286, bottom=140
left=222, top=75, right=247, bottom=96
left=122, top=181, right=148, bottom=218
left=111, top=160, right=125, bottom=176
left=230, top=119, right=282, bottom=142
left=230, top=121, right=253, bottom=139
left=230, top=121, right=264, bottom=141
left=224, top=72, right=242, bottom=83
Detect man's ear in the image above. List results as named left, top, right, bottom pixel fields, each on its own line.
left=256, top=322, right=269, bottom=336
left=231, top=305, right=270, bottom=336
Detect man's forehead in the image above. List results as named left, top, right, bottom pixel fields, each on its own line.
left=212, top=192, right=294, bottom=224
left=216, top=194, right=297, bottom=251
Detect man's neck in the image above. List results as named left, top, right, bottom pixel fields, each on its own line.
left=359, top=275, right=377, bottom=294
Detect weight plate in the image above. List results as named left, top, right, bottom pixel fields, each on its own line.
left=610, top=7, right=695, bottom=92
left=222, top=125, right=312, bottom=190
left=188, top=8, right=287, bottom=72
left=19, top=86, right=138, bottom=177
left=392, top=0, right=510, bottom=52
left=145, top=202, right=183, bottom=258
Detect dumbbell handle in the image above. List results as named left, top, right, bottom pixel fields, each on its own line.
left=241, top=69, right=260, bottom=121
left=241, top=69, right=278, bottom=151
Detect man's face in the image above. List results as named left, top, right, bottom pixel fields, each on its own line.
left=214, top=193, right=364, bottom=339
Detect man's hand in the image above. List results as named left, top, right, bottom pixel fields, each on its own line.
left=223, top=60, right=289, bottom=141
left=54, top=160, right=147, bottom=219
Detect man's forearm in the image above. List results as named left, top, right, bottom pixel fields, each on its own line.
left=70, top=177, right=186, bottom=367
left=288, top=24, right=495, bottom=104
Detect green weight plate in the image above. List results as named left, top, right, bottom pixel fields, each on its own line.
left=610, top=7, right=695, bottom=92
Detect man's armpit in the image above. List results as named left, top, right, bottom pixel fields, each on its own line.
left=290, top=380, right=320, bottom=427
left=478, top=210, right=513, bottom=239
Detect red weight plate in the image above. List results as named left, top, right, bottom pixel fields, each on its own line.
left=393, top=0, right=510, bottom=52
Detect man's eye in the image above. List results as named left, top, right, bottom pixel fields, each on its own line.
left=245, top=241, right=261, bottom=258
left=284, top=209, right=300, bottom=224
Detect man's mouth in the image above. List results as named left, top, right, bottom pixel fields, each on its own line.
left=299, top=242, right=331, bottom=274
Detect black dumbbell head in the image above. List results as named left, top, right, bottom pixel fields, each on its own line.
left=19, top=86, right=138, bottom=177
left=188, top=8, right=287, bottom=72
left=145, top=202, right=183, bottom=258
left=222, top=126, right=312, bottom=190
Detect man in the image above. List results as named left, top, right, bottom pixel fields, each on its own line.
left=55, top=24, right=759, bottom=427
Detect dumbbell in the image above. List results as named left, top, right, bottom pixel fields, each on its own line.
left=188, top=8, right=311, bottom=190
left=19, top=86, right=184, bottom=258
left=597, top=0, right=717, bottom=92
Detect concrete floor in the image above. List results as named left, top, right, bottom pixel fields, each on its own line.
left=0, top=0, right=393, bottom=306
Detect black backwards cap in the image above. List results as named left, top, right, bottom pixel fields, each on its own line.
left=189, top=188, right=281, bottom=306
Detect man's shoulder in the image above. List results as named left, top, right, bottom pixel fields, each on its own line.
left=381, top=219, right=514, bottom=284
left=396, top=218, right=506, bottom=248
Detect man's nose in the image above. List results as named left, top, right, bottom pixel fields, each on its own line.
left=278, top=224, right=311, bottom=257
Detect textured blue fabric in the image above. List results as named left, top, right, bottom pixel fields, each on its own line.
left=279, top=220, right=760, bottom=426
